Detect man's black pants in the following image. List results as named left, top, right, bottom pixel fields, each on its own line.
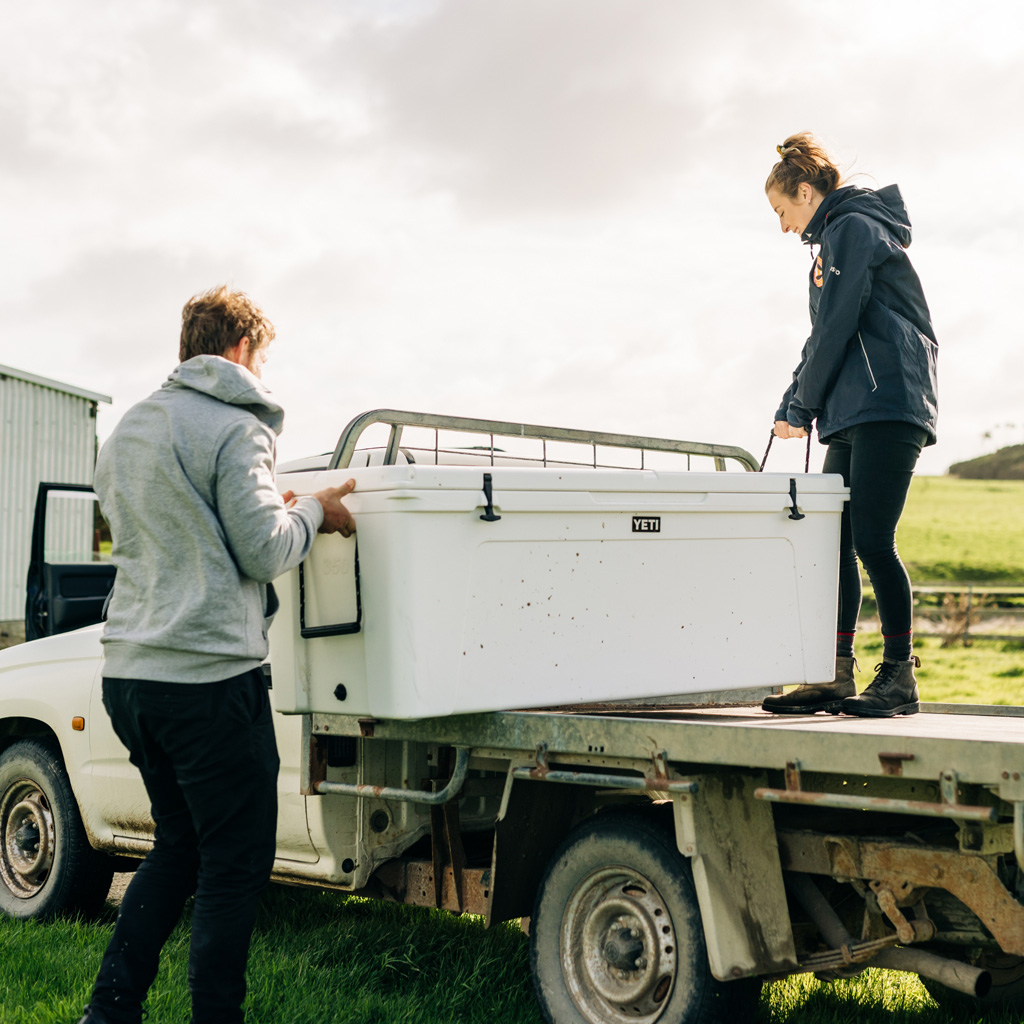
left=88, top=670, right=279, bottom=1024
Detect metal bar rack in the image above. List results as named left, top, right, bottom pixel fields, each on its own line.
left=328, top=408, right=760, bottom=473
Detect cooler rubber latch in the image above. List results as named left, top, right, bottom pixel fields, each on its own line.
left=480, top=473, right=502, bottom=522
left=788, top=478, right=805, bottom=521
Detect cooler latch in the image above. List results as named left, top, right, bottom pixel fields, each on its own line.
left=479, top=473, right=502, bottom=522
left=788, top=478, right=805, bottom=521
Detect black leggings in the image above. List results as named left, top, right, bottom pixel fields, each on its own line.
left=822, top=421, right=928, bottom=639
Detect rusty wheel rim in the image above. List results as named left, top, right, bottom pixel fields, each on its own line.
left=0, top=780, right=55, bottom=899
left=561, top=867, right=676, bottom=1023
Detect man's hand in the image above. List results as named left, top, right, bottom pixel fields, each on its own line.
left=313, top=479, right=357, bottom=537
left=774, top=420, right=808, bottom=439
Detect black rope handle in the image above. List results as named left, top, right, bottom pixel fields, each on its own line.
left=759, top=425, right=813, bottom=473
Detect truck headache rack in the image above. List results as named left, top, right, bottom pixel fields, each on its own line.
left=329, top=408, right=760, bottom=472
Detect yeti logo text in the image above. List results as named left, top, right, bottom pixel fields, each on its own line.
left=632, top=516, right=661, bottom=533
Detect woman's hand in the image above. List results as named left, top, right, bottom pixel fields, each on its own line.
left=774, top=420, right=808, bottom=439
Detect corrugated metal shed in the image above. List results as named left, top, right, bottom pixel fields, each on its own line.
left=0, top=364, right=112, bottom=622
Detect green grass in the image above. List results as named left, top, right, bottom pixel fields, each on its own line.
left=899, top=476, right=1024, bottom=582
left=0, top=890, right=544, bottom=1024
left=3, top=884, right=1021, bottom=1024
left=763, top=968, right=1024, bottom=1023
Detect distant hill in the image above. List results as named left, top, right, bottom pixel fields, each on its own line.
left=949, top=444, right=1024, bottom=480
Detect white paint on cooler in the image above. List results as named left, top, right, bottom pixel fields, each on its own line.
left=269, top=465, right=848, bottom=719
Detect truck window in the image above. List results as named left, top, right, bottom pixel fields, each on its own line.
left=42, top=490, right=111, bottom=565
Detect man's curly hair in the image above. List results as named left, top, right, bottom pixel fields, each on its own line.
left=179, top=285, right=276, bottom=363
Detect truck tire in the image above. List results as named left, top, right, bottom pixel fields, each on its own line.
left=530, top=810, right=761, bottom=1024
left=921, top=952, right=1024, bottom=1015
left=0, top=739, right=114, bottom=920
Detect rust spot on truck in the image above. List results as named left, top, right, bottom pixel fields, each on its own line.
left=374, top=860, right=491, bottom=917
left=878, top=752, right=915, bottom=777
left=779, top=831, right=1024, bottom=955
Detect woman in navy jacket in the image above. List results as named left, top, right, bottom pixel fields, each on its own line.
left=760, top=132, right=938, bottom=718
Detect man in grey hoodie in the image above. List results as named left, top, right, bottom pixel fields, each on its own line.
left=79, top=286, right=355, bottom=1024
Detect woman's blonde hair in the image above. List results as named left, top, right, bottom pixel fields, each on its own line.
left=765, top=132, right=842, bottom=199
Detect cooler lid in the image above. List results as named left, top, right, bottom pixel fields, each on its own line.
left=286, top=464, right=848, bottom=497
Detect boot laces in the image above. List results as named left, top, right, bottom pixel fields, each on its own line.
left=866, top=661, right=904, bottom=694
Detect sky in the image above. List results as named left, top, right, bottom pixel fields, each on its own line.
left=2, top=0, right=1022, bottom=476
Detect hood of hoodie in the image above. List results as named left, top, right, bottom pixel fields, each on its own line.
left=162, top=355, right=285, bottom=436
left=801, top=184, right=913, bottom=249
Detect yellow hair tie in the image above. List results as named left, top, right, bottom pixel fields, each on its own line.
left=777, top=143, right=793, bottom=158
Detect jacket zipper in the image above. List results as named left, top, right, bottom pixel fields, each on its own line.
left=858, top=332, right=878, bottom=392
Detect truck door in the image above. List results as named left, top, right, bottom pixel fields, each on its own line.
left=25, top=483, right=115, bottom=642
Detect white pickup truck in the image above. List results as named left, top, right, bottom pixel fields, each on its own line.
left=3, top=410, right=1023, bottom=1024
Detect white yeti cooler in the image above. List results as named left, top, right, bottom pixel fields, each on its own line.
left=269, top=465, right=847, bottom=719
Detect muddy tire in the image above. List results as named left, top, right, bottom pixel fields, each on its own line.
left=530, top=810, right=761, bottom=1024
left=921, top=952, right=1024, bottom=1016
left=0, top=739, right=113, bottom=920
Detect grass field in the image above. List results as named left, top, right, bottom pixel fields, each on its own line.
left=3, top=476, right=1024, bottom=1023
left=899, top=476, right=1024, bottom=582
left=0, top=890, right=543, bottom=1024
left=859, top=631, right=1024, bottom=704
left=4, top=857, right=1024, bottom=1024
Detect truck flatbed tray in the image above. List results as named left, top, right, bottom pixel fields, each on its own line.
left=539, top=700, right=1024, bottom=727
left=317, top=702, right=1024, bottom=792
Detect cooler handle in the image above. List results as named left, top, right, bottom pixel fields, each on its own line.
left=298, top=542, right=363, bottom=638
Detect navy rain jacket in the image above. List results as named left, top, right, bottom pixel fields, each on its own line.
left=775, top=184, right=938, bottom=445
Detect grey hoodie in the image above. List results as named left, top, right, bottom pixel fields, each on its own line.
left=94, top=355, right=324, bottom=682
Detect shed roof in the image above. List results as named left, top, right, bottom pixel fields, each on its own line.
left=0, top=363, right=112, bottom=405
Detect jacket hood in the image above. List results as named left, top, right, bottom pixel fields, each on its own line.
left=163, top=355, right=285, bottom=435
left=802, top=184, right=913, bottom=249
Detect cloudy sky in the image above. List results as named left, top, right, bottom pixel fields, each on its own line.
left=2, top=0, right=1022, bottom=475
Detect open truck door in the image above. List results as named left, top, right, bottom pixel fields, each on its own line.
left=25, top=483, right=115, bottom=641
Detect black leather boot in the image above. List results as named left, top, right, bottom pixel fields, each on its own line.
left=761, top=657, right=857, bottom=714
left=841, top=656, right=920, bottom=717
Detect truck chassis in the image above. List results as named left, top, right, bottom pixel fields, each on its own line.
left=293, top=697, right=1024, bottom=1021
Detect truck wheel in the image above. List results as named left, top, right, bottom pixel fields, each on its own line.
left=922, top=952, right=1024, bottom=1014
left=530, top=810, right=761, bottom=1024
left=0, top=739, right=114, bottom=920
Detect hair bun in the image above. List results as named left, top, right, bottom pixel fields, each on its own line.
left=766, top=132, right=841, bottom=199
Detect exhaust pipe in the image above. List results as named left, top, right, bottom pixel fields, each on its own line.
left=786, top=873, right=991, bottom=999
left=872, top=946, right=991, bottom=998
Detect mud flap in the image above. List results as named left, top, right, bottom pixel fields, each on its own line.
left=674, top=769, right=798, bottom=979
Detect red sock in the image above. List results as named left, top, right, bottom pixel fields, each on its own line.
left=883, top=631, right=913, bottom=661
left=836, top=632, right=855, bottom=659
